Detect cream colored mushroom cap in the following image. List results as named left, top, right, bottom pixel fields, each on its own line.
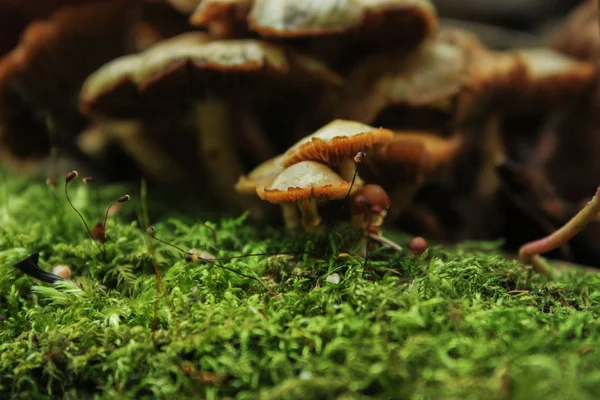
left=256, top=161, right=351, bottom=203
left=282, top=119, right=394, bottom=167
left=235, top=155, right=285, bottom=194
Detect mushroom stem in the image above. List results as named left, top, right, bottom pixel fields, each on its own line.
left=298, top=198, right=322, bottom=232
left=338, top=158, right=364, bottom=187
left=281, top=203, right=300, bottom=230
left=103, top=118, right=193, bottom=184
left=193, top=99, right=245, bottom=207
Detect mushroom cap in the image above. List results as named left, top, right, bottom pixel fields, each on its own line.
left=248, top=0, right=437, bottom=40
left=234, top=155, right=285, bottom=194
left=408, top=236, right=428, bottom=255
left=362, top=131, right=463, bottom=188
left=350, top=184, right=391, bottom=215
left=0, top=1, right=136, bottom=168
left=80, top=33, right=342, bottom=117
left=281, top=119, right=394, bottom=167
left=337, top=31, right=474, bottom=124
left=505, top=48, right=595, bottom=110
left=256, top=161, right=351, bottom=203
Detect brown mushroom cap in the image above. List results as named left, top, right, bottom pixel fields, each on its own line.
left=80, top=32, right=342, bottom=117
left=0, top=1, right=136, bottom=169
left=248, top=0, right=437, bottom=40
left=362, top=131, right=463, bottom=189
left=408, top=236, right=428, bottom=256
left=256, top=161, right=350, bottom=203
left=281, top=119, right=394, bottom=167
left=234, top=155, right=284, bottom=194
left=337, top=29, right=488, bottom=126
left=350, top=184, right=391, bottom=215
left=505, top=48, right=595, bottom=111
left=338, top=27, right=594, bottom=127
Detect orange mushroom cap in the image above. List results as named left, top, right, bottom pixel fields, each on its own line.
left=281, top=119, right=394, bottom=167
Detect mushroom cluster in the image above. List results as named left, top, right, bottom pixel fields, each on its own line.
left=0, top=1, right=598, bottom=262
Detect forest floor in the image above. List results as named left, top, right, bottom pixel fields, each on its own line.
left=1, top=173, right=599, bottom=400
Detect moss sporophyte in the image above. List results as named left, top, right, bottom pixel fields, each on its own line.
left=0, top=172, right=599, bottom=399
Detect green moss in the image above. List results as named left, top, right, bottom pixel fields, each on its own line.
left=1, top=173, right=600, bottom=399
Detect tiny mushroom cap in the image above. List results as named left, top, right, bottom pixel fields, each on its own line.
left=349, top=184, right=391, bottom=229
left=256, top=161, right=351, bottom=230
left=234, top=155, right=285, bottom=194
left=281, top=119, right=394, bottom=168
left=408, top=236, right=428, bottom=256
left=52, top=265, right=72, bottom=280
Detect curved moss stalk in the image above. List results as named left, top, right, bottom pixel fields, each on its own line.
left=519, top=187, right=600, bottom=277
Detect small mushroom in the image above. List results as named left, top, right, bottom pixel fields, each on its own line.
left=256, top=161, right=351, bottom=231
left=52, top=265, right=72, bottom=280
left=281, top=119, right=394, bottom=183
left=408, top=237, right=428, bottom=256
left=349, top=184, right=391, bottom=231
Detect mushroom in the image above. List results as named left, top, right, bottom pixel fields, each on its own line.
left=361, top=131, right=464, bottom=217
left=248, top=0, right=437, bottom=66
left=338, top=27, right=594, bottom=130
left=174, top=0, right=437, bottom=66
left=349, top=184, right=391, bottom=231
left=336, top=28, right=522, bottom=129
left=80, top=32, right=341, bottom=205
left=281, top=119, right=394, bottom=183
left=503, top=48, right=595, bottom=113
left=256, top=161, right=351, bottom=232
left=249, top=0, right=437, bottom=38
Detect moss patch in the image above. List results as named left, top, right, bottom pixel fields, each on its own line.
left=1, top=174, right=600, bottom=400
